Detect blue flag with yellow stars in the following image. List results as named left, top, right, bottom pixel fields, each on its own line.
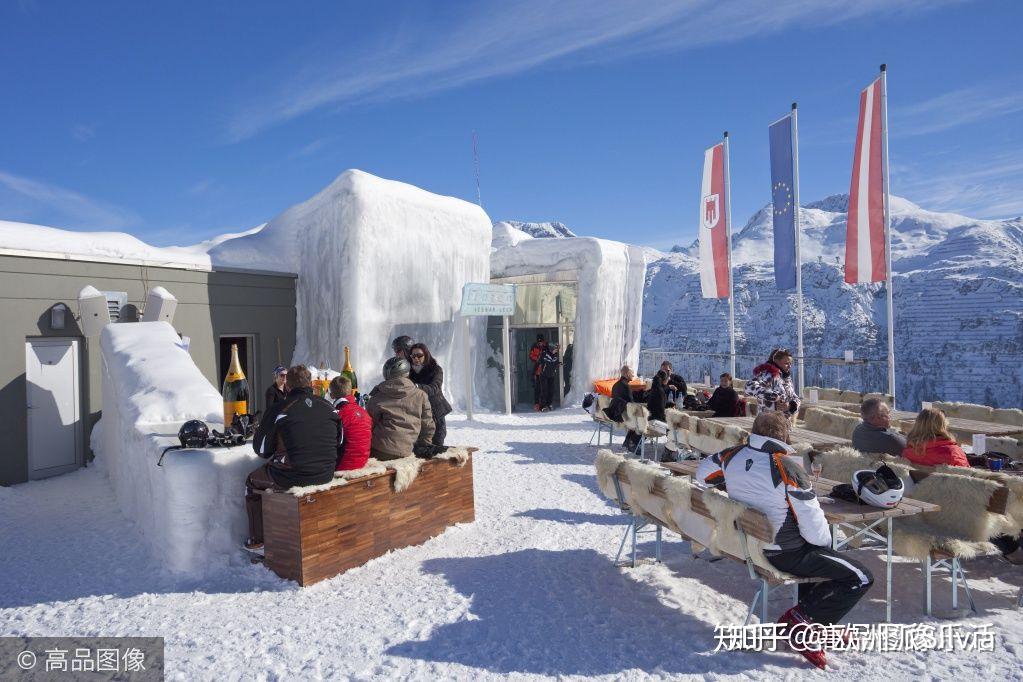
left=769, top=114, right=797, bottom=290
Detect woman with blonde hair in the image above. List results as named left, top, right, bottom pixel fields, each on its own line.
left=901, top=408, right=969, bottom=467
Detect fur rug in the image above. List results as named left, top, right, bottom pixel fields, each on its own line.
left=434, top=446, right=473, bottom=467
left=595, top=449, right=626, bottom=502
left=814, top=446, right=912, bottom=486
left=933, top=400, right=994, bottom=423
left=992, top=407, right=1023, bottom=428
left=931, top=464, right=1023, bottom=535
left=620, top=459, right=670, bottom=515
left=700, top=487, right=786, bottom=580
left=284, top=477, right=349, bottom=496
left=335, top=460, right=388, bottom=480
left=803, top=407, right=861, bottom=439
left=383, top=456, right=426, bottom=493
left=892, top=472, right=1007, bottom=560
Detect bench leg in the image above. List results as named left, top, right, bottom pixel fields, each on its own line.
left=791, top=582, right=799, bottom=607
left=951, top=558, right=959, bottom=610
left=744, top=584, right=764, bottom=626
left=1017, top=586, right=1023, bottom=609
left=614, top=523, right=631, bottom=566
left=954, top=559, right=978, bottom=614
left=761, top=579, right=770, bottom=624
left=923, top=558, right=933, bottom=617
left=655, top=524, right=662, bottom=563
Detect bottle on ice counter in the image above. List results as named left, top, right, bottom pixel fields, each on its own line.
left=222, top=344, right=249, bottom=428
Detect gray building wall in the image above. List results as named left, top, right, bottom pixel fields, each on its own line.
left=0, top=254, right=296, bottom=486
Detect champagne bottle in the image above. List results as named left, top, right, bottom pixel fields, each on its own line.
left=222, top=344, right=249, bottom=428
left=342, top=345, right=359, bottom=393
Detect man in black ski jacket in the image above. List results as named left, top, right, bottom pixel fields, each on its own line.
left=244, top=364, right=342, bottom=549
left=604, top=365, right=640, bottom=450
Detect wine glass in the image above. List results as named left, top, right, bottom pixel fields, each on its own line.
left=810, top=459, right=823, bottom=483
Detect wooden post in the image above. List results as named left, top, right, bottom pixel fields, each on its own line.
left=464, top=315, right=474, bottom=421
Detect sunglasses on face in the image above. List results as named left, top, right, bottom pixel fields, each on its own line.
left=410, top=353, right=425, bottom=359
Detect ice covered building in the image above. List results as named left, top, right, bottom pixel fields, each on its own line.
left=488, top=223, right=647, bottom=408
left=0, top=170, right=491, bottom=486
left=0, top=220, right=296, bottom=486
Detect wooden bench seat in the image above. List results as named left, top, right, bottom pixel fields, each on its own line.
left=260, top=453, right=475, bottom=586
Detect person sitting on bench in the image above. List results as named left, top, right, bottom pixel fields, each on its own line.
left=852, top=397, right=906, bottom=457
left=696, top=411, right=873, bottom=670
left=329, top=375, right=373, bottom=471
left=604, top=365, right=640, bottom=451
left=366, top=356, right=435, bottom=460
left=244, top=365, right=342, bottom=550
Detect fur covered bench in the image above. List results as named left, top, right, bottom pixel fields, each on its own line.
left=260, top=449, right=476, bottom=586
left=595, top=451, right=824, bottom=624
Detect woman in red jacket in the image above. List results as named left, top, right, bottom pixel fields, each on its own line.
left=902, top=408, right=968, bottom=467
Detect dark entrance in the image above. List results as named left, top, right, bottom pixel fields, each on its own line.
left=512, top=327, right=559, bottom=410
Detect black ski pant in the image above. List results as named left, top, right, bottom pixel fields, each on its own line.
left=532, top=374, right=542, bottom=407
left=765, top=542, right=873, bottom=625
left=539, top=376, right=556, bottom=409
left=432, top=415, right=447, bottom=447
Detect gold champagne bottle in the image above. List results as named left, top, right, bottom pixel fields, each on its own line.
left=342, top=345, right=359, bottom=393
left=222, top=344, right=249, bottom=427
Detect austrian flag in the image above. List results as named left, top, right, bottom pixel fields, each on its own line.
left=698, top=143, right=730, bottom=298
left=845, top=77, right=887, bottom=284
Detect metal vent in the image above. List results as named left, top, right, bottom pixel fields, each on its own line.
left=102, top=291, right=128, bottom=322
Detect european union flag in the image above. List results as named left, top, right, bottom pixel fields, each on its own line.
left=769, top=114, right=797, bottom=290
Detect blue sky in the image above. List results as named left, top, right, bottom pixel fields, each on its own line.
left=1, top=0, right=1021, bottom=250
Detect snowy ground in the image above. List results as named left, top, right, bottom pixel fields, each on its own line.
left=2, top=411, right=1022, bottom=680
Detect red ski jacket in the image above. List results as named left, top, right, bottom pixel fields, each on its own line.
left=334, top=397, right=373, bottom=471
left=901, top=438, right=969, bottom=468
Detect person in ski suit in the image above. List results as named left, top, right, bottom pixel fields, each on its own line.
left=537, top=343, right=560, bottom=411
left=329, top=375, right=373, bottom=471
left=746, top=348, right=801, bottom=417
left=696, top=411, right=873, bottom=670
left=528, top=334, right=547, bottom=411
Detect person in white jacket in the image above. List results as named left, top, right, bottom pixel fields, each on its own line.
left=696, top=411, right=873, bottom=669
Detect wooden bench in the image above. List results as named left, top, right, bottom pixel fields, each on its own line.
left=260, top=453, right=475, bottom=586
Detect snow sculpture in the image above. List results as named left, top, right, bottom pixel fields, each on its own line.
left=209, top=170, right=492, bottom=407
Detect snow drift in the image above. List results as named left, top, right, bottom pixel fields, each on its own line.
left=209, top=169, right=492, bottom=406
left=491, top=237, right=646, bottom=400
left=96, top=321, right=258, bottom=576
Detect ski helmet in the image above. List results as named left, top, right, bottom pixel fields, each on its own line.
left=178, top=420, right=210, bottom=449
left=852, top=464, right=904, bottom=508
left=383, top=356, right=411, bottom=380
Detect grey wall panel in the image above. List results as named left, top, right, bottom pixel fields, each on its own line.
left=0, top=255, right=296, bottom=486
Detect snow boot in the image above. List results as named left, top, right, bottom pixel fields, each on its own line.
left=777, top=605, right=828, bottom=670
left=533, top=403, right=541, bottom=412
left=244, top=538, right=264, bottom=551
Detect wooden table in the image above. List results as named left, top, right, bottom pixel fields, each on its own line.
left=704, top=416, right=852, bottom=451
left=663, top=459, right=940, bottom=622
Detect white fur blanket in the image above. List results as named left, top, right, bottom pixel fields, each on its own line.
left=284, top=447, right=474, bottom=497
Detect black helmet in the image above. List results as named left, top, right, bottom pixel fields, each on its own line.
left=391, top=335, right=413, bottom=356
left=383, top=356, right=411, bottom=380
left=178, top=420, right=210, bottom=449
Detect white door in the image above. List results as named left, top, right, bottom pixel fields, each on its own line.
left=25, top=338, right=82, bottom=479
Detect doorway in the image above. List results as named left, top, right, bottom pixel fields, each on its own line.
left=512, top=327, right=559, bottom=410
left=25, top=338, right=83, bottom=479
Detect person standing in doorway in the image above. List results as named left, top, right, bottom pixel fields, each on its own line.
left=538, top=342, right=561, bottom=411
left=528, top=334, right=547, bottom=412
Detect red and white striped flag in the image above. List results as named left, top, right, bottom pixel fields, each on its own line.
left=699, top=143, right=730, bottom=298
left=845, top=77, right=887, bottom=283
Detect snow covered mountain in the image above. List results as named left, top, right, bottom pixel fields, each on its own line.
left=501, top=220, right=576, bottom=239
left=644, top=196, right=1023, bottom=409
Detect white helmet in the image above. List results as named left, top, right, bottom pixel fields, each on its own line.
left=852, top=464, right=904, bottom=508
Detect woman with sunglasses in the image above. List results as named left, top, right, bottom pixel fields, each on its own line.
left=408, top=342, right=452, bottom=446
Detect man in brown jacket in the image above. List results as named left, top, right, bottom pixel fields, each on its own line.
left=366, top=357, right=435, bottom=460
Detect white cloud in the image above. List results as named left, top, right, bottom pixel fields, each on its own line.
left=71, top=123, right=96, bottom=142
left=896, top=82, right=1023, bottom=136
left=0, top=170, right=141, bottom=230
left=896, top=155, right=1023, bottom=219
left=228, top=0, right=959, bottom=141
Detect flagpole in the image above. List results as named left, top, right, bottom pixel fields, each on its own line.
left=791, top=102, right=805, bottom=394
left=879, top=64, right=895, bottom=406
left=723, top=131, right=736, bottom=378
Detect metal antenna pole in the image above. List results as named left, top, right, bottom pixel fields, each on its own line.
left=472, top=130, right=482, bottom=208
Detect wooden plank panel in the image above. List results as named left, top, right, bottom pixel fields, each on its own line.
left=261, top=454, right=476, bottom=586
